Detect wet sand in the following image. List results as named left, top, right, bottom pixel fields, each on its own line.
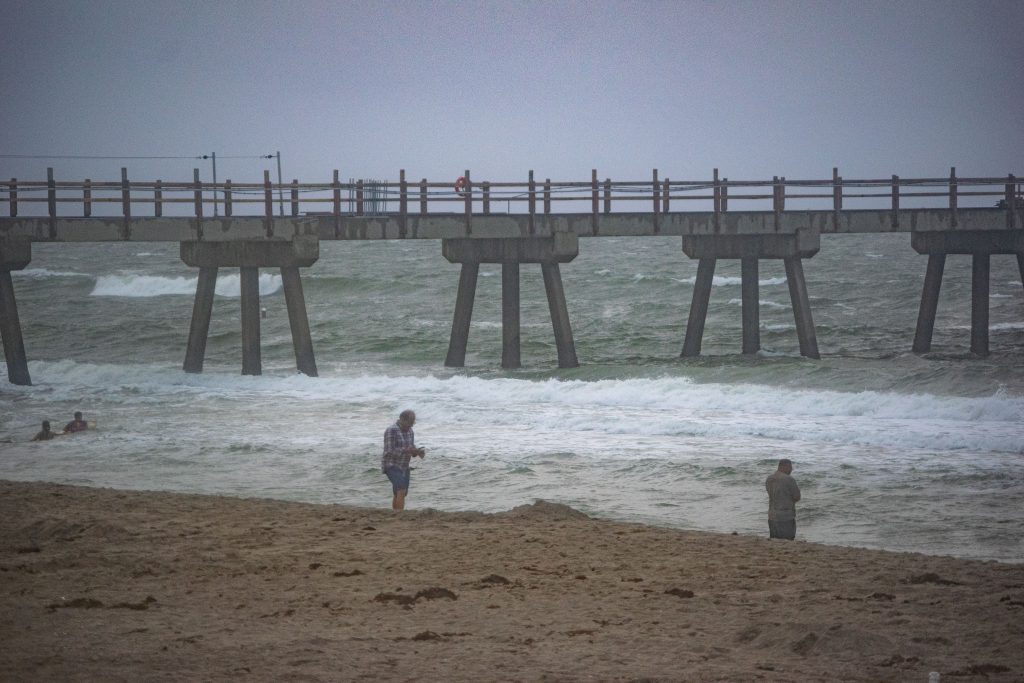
left=1, top=479, right=1022, bottom=682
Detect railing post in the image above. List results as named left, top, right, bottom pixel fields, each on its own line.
left=891, top=175, right=899, bottom=228
left=290, top=179, right=299, bottom=217
left=544, top=178, right=551, bottom=214
left=713, top=168, right=720, bottom=232
left=47, top=168, right=56, bottom=238
left=154, top=180, right=163, bottom=218
left=832, top=167, right=842, bottom=230
left=591, top=169, right=599, bottom=234
left=603, top=178, right=611, bottom=214
left=224, top=180, right=233, bottom=217
left=399, top=169, right=407, bottom=237
left=263, top=170, right=274, bottom=237
left=419, top=178, right=428, bottom=215
left=121, top=168, right=132, bottom=239
left=463, top=169, right=472, bottom=235
left=721, top=177, right=728, bottom=213
left=332, top=170, right=341, bottom=237
left=663, top=177, right=670, bottom=214
left=528, top=170, right=536, bottom=235
left=1008, top=174, right=1018, bottom=229
left=83, top=179, right=91, bottom=217
left=7, top=178, right=15, bottom=217
left=780, top=176, right=786, bottom=211
left=949, top=166, right=958, bottom=227
left=772, top=175, right=781, bottom=230
left=193, top=168, right=203, bottom=218
left=483, top=181, right=490, bottom=215
left=652, top=168, right=659, bottom=234
left=356, top=179, right=364, bottom=216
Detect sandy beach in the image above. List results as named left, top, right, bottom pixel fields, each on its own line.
left=1, top=479, right=1022, bottom=682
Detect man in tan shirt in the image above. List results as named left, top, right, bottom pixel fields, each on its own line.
left=765, top=458, right=801, bottom=540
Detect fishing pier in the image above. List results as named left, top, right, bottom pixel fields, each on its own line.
left=1, top=168, right=1021, bottom=385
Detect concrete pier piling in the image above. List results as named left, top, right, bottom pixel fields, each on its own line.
left=180, top=238, right=319, bottom=376
left=681, top=231, right=820, bottom=358
left=911, top=230, right=1023, bottom=356
left=442, top=234, right=580, bottom=369
left=0, top=239, right=32, bottom=385
left=183, top=267, right=218, bottom=373
left=444, top=263, right=480, bottom=368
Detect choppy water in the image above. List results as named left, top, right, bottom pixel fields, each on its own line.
left=2, top=233, right=1022, bottom=561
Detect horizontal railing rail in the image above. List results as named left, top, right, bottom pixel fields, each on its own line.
left=1, top=167, right=1020, bottom=222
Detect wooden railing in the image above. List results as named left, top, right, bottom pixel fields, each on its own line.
left=2, top=167, right=1020, bottom=223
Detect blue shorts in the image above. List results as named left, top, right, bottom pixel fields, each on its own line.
left=384, top=466, right=410, bottom=494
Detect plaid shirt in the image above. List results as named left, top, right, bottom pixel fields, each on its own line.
left=382, top=422, right=415, bottom=472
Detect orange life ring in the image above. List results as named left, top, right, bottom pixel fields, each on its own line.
left=454, top=176, right=469, bottom=196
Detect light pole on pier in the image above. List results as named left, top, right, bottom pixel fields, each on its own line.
left=263, top=152, right=284, bottom=216
left=200, top=153, right=218, bottom=216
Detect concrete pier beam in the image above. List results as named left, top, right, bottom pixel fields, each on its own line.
left=0, top=239, right=32, bottom=385
left=681, top=257, right=716, bottom=357
left=240, top=267, right=261, bottom=375
left=444, top=263, right=479, bottom=368
left=183, top=266, right=218, bottom=373
left=784, top=257, right=820, bottom=359
left=912, top=254, right=945, bottom=354
left=442, top=235, right=578, bottom=369
left=741, top=256, right=760, bottom=354
left=541, top=262, right=579, bottom=368
left=281, top=266, right=317, bottom=377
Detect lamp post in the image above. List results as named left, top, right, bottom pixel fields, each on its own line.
left=200, top=152, right=218, bottom=216
left=262, top=152, right=284, bottom=216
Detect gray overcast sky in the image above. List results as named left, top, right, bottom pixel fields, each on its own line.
left=2, top=0, right=1022, bottom=186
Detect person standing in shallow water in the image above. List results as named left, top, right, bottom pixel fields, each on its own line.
left=382, top=409, right=425, bottom=511
left=63, top=411, right=88, bottom=434
left=32, top=420, right=55, bottom=441
left=766, top=458, right=801, bottom=540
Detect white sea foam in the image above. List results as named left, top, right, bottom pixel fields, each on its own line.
left=90, top=273, right=282, bottom=298
left=677, top=275, right=787, bottom=287
left=727, top=298, right=788, bottom=309
left=19, top=360, right=1024, bottom=455
left=13, top=268, right=91, bottom=280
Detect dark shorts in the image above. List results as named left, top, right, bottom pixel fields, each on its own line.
left=384, top=466, right=410, bottom=494
left=769, top=518, right=796, bottom=540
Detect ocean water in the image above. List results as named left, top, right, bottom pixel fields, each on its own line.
left=1, top=233, right=1022, bottom=562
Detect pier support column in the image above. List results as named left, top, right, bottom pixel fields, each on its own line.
left=681, top=230, right=820, bottom=358
left=180, top=237, right=319, bottom=376
left=971, top=254, right=990, bottom=357
left=240, top=267, right=261, bottom=375
left=281, top=266, right=317, bottom=377
left=442, top=234, right=579, bottom=369
left=184, top=267, right=218, bottom=373
left=741, top=257, right=760, bottom=355
left=444, top=263, right=479, bottom=367
left=681, top=258, right=716, bottom=357
left=501, top=262, right=521, bottom=369
left=911, top=230, right=1023, bottom=356
left=542, top=262, right=579, bottom=368
left=784, top=256, right=820, bottom=359
left=0, top=239, right=32, bottom=385
left=912, top=254, right=945, bottom=353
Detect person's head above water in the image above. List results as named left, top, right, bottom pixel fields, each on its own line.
left=41, top=420, right=50, bottom=431
left=74, top=411, right=83, bottom=420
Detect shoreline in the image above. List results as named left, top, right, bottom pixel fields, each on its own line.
left=2, top=479, right=1022, bottom=681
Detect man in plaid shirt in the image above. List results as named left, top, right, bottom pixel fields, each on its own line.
left=382, top=409, right=426, bottom=511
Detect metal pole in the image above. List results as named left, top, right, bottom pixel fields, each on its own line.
left=212, top=152, right=218, bottom=217
left=276, top=151, right=284, bottom=217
